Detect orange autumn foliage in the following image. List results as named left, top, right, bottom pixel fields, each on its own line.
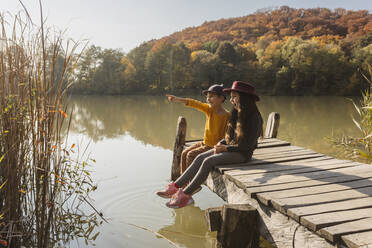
left=150, top=6, right=372, bottom=51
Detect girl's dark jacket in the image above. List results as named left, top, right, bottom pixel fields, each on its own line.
left=220, top=109, right=263, bottom=160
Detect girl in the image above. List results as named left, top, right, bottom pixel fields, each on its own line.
left=157, top=81, right=263, bottom=208
left=165, top=84, right=229, bottom=175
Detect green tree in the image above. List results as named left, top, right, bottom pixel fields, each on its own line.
left=126, top=41, right=153, bottom=90
left=145, top=44, right=171, bottom=93
left=73, top=45, right=102, bottom=94
left=202, top=40, right=220, bottom=53
left=170, top=42, right=192, bottom=90
left=121, top=56, right=137, bottom=92
left=190, top=50, right=222, bottom=88
left=93, top=48, right=125, bottom=94
left=216, top=41, right=238, bottom=65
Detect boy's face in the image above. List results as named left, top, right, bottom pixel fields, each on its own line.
left=206, top=92, right=224, bottom=107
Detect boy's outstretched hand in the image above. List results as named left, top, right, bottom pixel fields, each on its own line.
left=166, top=94, right=187, bottom=104
left=166, top=94, right=176, bottom=102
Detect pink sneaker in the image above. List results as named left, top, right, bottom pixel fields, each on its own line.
left=166, top=189, right=194, bottom=209
left=156, top=182, right=178, bottom=198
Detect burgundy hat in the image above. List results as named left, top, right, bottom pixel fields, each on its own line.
left=223, top=81, right=260, bottom=101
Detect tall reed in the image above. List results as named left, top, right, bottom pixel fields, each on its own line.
left=330, top=65, right=372, bottom=163
left=0, top=10, right=100, bottom=248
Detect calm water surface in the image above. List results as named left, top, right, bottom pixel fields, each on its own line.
left=67, top=95, right=360, bottom=248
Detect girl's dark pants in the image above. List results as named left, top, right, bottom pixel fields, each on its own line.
left=175, top=149, right=246, bottom=195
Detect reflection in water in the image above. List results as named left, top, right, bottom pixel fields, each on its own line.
left=68, top=95, right=205, bottom=148
left=157, top=205, right=274, bottom=248
left=157, top=205, right=217, bottom=247
left=259, top=96, right=359, bottom=156
left=68, top=95, right=359, bottom=155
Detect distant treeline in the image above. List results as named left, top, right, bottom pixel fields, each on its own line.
left=70, top=6, right=372, bottom=95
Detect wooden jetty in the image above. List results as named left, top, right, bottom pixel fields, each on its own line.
left=171, top=114, right=372, bottom=248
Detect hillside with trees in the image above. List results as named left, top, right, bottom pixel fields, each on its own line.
left=71, top=6, right=372, bottom=95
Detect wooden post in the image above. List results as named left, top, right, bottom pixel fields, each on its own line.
left=205, top=204, right=259, bottom=248
left=205, top=206, right=222, bottom=232
left=265, top=112, right=280, bottom=138
left=171, top=116, right=186, bottom=181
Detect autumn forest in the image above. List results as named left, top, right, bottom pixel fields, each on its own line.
left=70, top=6, right=372, bottom=96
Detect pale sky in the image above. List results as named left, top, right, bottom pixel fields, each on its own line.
left=1, top=0, right=372, bottom=53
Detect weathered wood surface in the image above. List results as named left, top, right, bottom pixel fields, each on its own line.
left=200, top=137, right=372, bottom=247
left=225, top=158, right=358, bottom=175
left=257, top=176, right=372, bottom=206
left=218, top=153, right=325, bottom=172
left=249, top=171, right=372, bottom=198
left=232, top=163, right=370, bottom=188
left=342, top=231, right=372, bottom=248
left=288, top=197, right=372, bottom=222
left=171, top=116, right=186, bottom=181
left=205, top=170, right=336, bottom=248
left=205, top=206, right=222, bottom=232
left=271, top=186, right=372, bottom=214
left=300, top=208, right=372, bottom=231
left=264, top=112, right=280, bottom=138
left=319, top=218, right=372, bottom=243
left=229, top=161, right=361, bottom=182
left=217, top=204, right=259, bottom=248
left=257, top=139, right=290, bottom=148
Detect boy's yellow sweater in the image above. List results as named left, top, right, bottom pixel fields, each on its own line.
left=186, top=99, right=229, bottom=147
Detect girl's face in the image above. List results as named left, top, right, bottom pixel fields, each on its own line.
left=206, top=92, right=224, bottom=108
left=230, top=91, right=240, bottom=111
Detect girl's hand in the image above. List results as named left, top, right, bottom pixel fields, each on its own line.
left=166, top=94, right=176, bottom=102
left=214, top=145, right=227, bottom=154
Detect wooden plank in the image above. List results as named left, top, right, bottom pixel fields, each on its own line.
left=235, top=164, right=372, bottom=188
left=271, top=186, right=372, bottom=214
left=319, top=217, right=372, bottom=243
left=257, top=140, right=290, bottom=148
left=223, top=157, right=345, bottom=177
left=219, top=153, right=325, bottom=173
left=256, top=177, right=372, bottom=206
left=288, top=197, right=372, bottom=222
left=253, top=146, right=310, bottom=157
left=253, top=149, right=319, bottom=160
left=342, top=231, right=372, bottom=248
left=253, top=145, right=307, bottom=155
left=227, top=161, right=358, bottom=179
left=300, top=208, right=372, bottom=231
left=231, top=162, right=364, bottom=188
left=247, top=171, right=372, bottom=198
left=217, top=155, right=333, bottom=173
left=205, top=170, right=336, bottom=248
left=257, top=138, right=284, bottom=144
left=236, top=163, right=361, bottom=191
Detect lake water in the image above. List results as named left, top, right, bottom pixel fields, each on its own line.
left=66, top=95, right=360, bottom=248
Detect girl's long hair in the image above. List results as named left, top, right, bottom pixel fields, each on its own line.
left=225, top=92, right=260, bottom=145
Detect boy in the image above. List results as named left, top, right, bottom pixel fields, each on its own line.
left=166, top=84, right=229, bottom=174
